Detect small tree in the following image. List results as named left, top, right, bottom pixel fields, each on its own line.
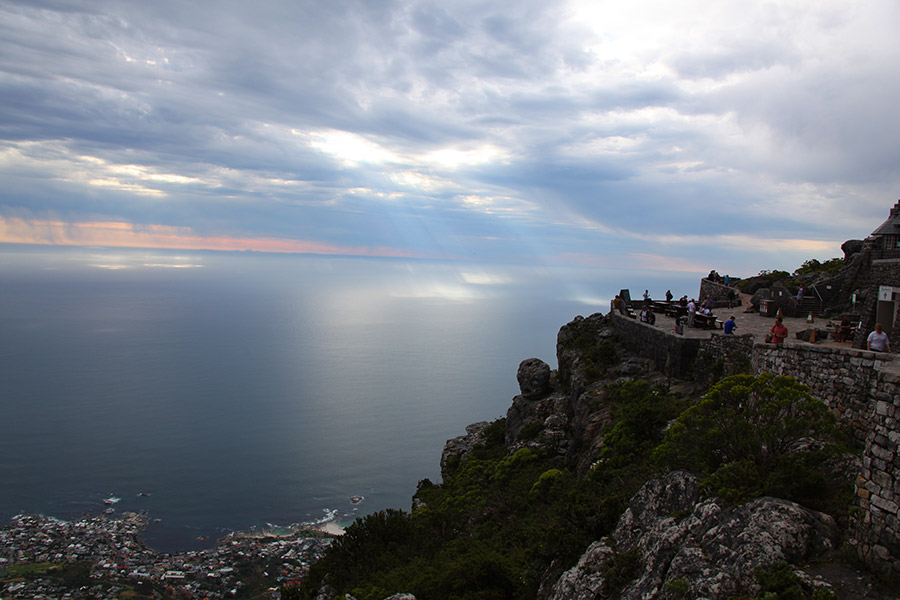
left=655, top=373, right=845, bottom=506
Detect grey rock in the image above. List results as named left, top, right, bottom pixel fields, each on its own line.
left=440, top=421, right=490, bottom=477
left=505, top=391, right=569, bottom=448
left=613, top=357, right=648, bottom=376
left=549, top=471, right=840, bottom=600
left=544, top=414, right=566, bottom=429
left=518, top=358, right=552, bottom=400
left=842, top=239, right=864, bottom=258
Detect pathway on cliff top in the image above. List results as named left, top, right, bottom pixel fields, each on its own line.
left=637, top=291, right=852, bottom=348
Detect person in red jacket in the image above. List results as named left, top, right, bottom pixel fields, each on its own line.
left=770, top=317, right=788, bottom=344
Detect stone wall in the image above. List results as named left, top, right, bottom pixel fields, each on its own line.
left=694, top=332, right=755, bottom=386
left=698, top=277, right=742, bottom=308
left=854, top=366, right=900, bottom=577
left=608, top=312, right=701, bottom=379
left=854, top=257, right=900, bottom=350
left=750, top=344, right=888, bottom=446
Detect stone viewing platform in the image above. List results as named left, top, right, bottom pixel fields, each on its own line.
left=620, top=288, right=864, bottom=347
left=606, top=296, right=900, bottom=580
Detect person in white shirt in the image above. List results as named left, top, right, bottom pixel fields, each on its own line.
left=867, top=323, right=892, bottom=352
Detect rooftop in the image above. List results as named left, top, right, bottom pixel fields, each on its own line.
left=870, top=200, right=900, bottom=236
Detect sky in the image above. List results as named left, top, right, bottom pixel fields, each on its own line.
left=2, top=0, right=899, bottom=277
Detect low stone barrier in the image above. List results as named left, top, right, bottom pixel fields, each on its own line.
left=607, top=311, right=701, bottom=378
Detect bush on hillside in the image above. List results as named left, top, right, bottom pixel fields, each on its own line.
left=299, top=381, right=684, bottom=600
left=792, top=258, right=843, bottom=278
left=301, top=372, right=854, bottom=599
left=654, top=373, right=850, bottom=512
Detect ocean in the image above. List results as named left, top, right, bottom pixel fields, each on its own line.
left=0, top=246, right=699, bottom=552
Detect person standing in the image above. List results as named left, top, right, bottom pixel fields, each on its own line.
left=769, top=317, right=788, bottom=344
left=867, top=323, right=892, bottom=352
left=665, top=289, right=673, bottom=302
left=797, top=286, right=804, bottom=303
left=686, top=298, right=696, bottom=328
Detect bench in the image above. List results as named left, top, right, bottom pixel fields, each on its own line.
left=648, top=300, right=670, bottom=313
left=692, top=313, right=722, bottom=329
left=666, top=305, right=688, bottom=318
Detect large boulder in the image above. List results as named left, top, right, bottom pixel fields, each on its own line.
left=517, top=358, right=552, bottom=399
left=549, top=471, right=840, bottom=600
left=842, top=239, right=864, bottom=259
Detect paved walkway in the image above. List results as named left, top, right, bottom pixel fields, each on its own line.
left=630, top=292, right=853, bottom=349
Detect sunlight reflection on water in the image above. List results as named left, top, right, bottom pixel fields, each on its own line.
left=0, top=246, right=700, bottom=551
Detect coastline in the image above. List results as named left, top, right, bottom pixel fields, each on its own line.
left=313, top=520, right=346, bottom=536
left=1, top=511, right=337, bottom=598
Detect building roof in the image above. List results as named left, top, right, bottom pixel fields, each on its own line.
left=871, top=200, right=900, bottom=236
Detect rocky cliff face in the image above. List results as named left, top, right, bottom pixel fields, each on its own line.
left=331, top=313, right=892, bottom=600
left=435, top=313, right=892, bottom=600
left=501, top=313, right=683, bottom=475
left=549, top=471, right=840, bottom=599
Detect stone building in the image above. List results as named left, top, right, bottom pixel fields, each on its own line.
left=842, top=200, right=900, bottom=348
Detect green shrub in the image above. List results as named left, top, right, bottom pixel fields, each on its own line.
left=530, top=469, right=565, bottom=500
left=559, top=319, right=617, bottom=382
left=666, top=577, right=690, bottom=599
left=301, top=371, right=852, bottom=600
left=517, top=420, right=543, bottom=441
left=655, top=373, right=847, bottom=509
left=748, top=562, right=837, bottom=599
left=592, top=380, right=685, bottom=481
left=492, top=448, right=537, bottom=482
left=601, top=546, right=642, bottom=597
left=792, top=258, right=843, bottom=278
left=582, top=338, right=618, bottom=381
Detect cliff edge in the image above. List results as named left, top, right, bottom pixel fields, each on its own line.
left=303, top=312, right=895, bottom=600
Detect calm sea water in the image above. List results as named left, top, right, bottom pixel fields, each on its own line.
left=0, top=246, right=699, bottom=552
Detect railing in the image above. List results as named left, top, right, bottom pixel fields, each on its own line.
left=813, top=285, right=824, bottom=305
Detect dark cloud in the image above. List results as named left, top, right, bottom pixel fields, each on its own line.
left=1, top=0, right=898, bottom=272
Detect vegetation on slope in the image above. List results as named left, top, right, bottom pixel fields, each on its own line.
left=297, top=371, right=852, bottom=600
left=737, top=257, right=844, bottom=294
left=655, top=373, right=851, bottom=516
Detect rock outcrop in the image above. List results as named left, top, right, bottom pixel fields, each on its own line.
left=517, top=357, right=552, bottom=399
left=440, top=421, right=491, bottom=477
left=436, top=313, right=877, bottom=599
left=549, top=471, right=841, bottom=599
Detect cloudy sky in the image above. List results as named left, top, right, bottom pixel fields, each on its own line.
left=2, top=0, right=899, bottom=276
